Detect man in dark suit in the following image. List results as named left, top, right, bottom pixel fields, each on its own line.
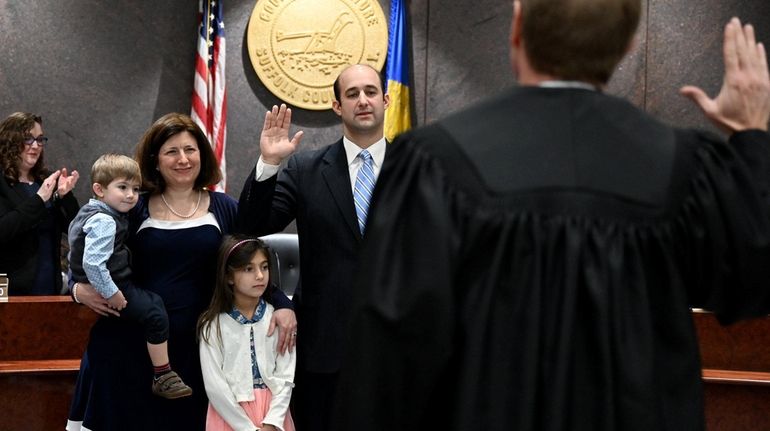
left=237, top=64, right=390, bottom=431
left=332, top=1, right=770, bottom=430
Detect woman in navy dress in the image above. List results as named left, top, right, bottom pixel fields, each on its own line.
left=67, top=113, right=297, bottom=430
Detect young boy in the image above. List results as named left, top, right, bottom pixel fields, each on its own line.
left=68, top=153, right=192, bottom=399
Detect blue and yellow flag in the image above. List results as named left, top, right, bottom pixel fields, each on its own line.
left=384, top=0, right=411, bottom=142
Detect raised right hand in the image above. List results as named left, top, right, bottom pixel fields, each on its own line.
left=259, top=104, right=304, bottom=165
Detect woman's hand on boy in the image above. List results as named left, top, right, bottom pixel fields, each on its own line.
left=74, top=282, right=121, bottom=317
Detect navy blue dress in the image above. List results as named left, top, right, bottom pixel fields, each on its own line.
left=68, top=192, right=254, bottom=430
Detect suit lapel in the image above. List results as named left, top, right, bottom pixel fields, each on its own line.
left=321, top=140, right=362, bottom=241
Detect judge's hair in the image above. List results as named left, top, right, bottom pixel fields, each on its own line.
left=521, top=0, right=641, bottom=85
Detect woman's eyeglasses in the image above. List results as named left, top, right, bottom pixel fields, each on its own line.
left=23, top=136, right=49, bottom=147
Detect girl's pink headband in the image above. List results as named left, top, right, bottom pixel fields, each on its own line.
left=225, top=239, right=259, bottom=262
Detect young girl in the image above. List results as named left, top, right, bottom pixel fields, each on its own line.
left=198, top=235, right=296, bottom=431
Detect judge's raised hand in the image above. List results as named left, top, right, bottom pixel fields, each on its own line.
left=259, top=104, right=304, bottom=165
left=56, top=168, right=80, bottom=197
left=681, top=17, right=770, bottom=133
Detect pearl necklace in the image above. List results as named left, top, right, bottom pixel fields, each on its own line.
left=160, top=190, right=202, bottom=219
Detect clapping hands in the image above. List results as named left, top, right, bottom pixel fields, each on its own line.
left=36, top=168, right=80, bottom=202
left=57, top=168, right=80, bottom=197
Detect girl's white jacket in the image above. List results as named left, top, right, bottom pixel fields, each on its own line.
left=199, top=303, right=296, bottom=431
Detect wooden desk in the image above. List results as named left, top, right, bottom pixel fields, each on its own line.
left=694, top=310, right=770, bottom=430
left=0, top=296, right=97, bottom=431
left=0, top=299, right=767, bottom=430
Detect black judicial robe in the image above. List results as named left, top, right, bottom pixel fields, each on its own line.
left=333, top=87, right=770, bottom=431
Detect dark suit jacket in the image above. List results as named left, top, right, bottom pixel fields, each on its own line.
left=0, top=175, right=79, bottom=295
left=238, top=139, right=372, bottom=373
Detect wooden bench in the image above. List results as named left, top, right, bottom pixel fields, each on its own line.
left=0, top=296, right=97, bottom=430
left=693, top=310, right=770, bottom=429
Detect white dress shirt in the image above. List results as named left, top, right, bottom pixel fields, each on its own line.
left=255, top=136, right=387, bottom=194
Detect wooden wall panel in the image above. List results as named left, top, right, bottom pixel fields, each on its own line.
left=695, top=313, right=770, bottom=372
left=0, top=297, right=96, bottom=362
left=695, top=312, right=770, bottom=430
left=0, top=297, right=95, bottom=431
left=704, top=384, right=770, bottom=431
left=0, top=373, right=79, bottom=431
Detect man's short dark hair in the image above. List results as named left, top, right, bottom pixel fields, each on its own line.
left=521, top=0, right=641, bottom=85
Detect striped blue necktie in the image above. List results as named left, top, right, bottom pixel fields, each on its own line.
left=353, top=150, right=375, bottom=234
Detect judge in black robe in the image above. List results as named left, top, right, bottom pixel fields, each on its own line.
left=332, top=5, right=770, bottom=431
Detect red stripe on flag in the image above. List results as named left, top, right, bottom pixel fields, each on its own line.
left=194, top=55, right=209, bottom=83
left=191, top=0, right=227, bottom=192
left=215, top=92, right=227, bottom=160
left=191, top=93, right=208, bottom=123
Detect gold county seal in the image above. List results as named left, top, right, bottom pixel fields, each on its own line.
left=247, top=0, right=388, bottom=110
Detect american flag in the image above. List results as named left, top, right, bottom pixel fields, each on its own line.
left=191, top=0, right=227, bottom=192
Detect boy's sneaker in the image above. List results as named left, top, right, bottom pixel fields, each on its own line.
left=152, top=371, right=193, bottom=399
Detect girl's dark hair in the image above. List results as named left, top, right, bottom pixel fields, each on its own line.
left=197, top=234, right=276, bottom=343
left=0, top=112, right=48, bottom=183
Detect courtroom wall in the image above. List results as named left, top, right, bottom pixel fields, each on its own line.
left=0, top=0, right=767, bottom=201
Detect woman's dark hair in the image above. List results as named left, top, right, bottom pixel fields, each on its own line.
left=0, top=112, right=47, bottom=183
left=134, top=113, right=222, bottom=193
